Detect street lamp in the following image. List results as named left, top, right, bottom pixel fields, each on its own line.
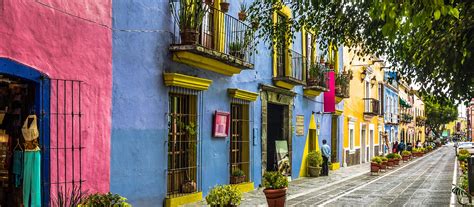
left=360, top=69, right=367, bottom=82
left=371, top=76, right=377, bottom=87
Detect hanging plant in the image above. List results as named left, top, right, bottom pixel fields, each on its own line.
left=238, top=1, right=247, bottom=21
left=220, top=0, right=230, bottom=13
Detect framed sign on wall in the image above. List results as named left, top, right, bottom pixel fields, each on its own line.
left=213, top=111, right=230, bottom=137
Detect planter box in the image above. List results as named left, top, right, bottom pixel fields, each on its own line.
left=230, top=176, right=246, bottom=184
left=402, top=155, right=410, bottom=162
left=371, top=162, right=380, bottom=174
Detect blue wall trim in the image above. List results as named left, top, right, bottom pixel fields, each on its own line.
left=0, top=57, right=51, bottom=206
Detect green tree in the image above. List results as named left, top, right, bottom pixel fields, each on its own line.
left=247, top=0, right=473, bottom=101
left=424, top=95, right=458, bottom=137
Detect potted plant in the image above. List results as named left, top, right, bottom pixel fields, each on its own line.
left=402, top=150, right=411, bottom=162
left=370, top=156, right=382, bottom=175
left=307, top=150, right=323, bottom=177
left=177, top=0, right=207, bottom=44
left=230, top=168, right=246, bottom=184
left=229, top=41, right=245, bottom=59
left=427, top=145, right=433, bottom=152
left=204, top=0, right=213, bottom=6
left=79, top=192, right=132, bottom=207
left=393, top=153, right=401, bottom=165
left=307, top=64, right=325, bottom=87
left=206, top=185, right=242, bottom=207
left=386, top=153, right=395, bottom=167
left=262, top=171, right=288, bottom=207
left=181, top=178, right=197, bottom=193
left=380, top=156, right=388, bottom=171
left=220, top=0, right=230, bottom=13
left=238, top=1, right=247, bottom=21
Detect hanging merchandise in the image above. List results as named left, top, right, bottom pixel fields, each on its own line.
left=22, top=115, right=40, bottom=151
left=22, top=114, right=41, bottom=207
left=23, top=150, right=40, bottom=207
left=13, top=140, right=24, bottom=188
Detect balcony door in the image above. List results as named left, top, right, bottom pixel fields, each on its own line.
left=364, top=80, right=370, bottom=112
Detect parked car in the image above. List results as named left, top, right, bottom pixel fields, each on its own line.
left=456, top=142, right=474, bottom=155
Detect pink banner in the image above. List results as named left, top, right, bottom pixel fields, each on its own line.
left=324, top=71, right=336, bottom=112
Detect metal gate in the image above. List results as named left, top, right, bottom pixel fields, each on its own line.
left=41, top=78, right=84, bottom=206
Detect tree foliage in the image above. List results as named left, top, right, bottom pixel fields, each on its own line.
left=247, top=0, right=473, bottom=101
left=424, top=95, right=458, bottom=137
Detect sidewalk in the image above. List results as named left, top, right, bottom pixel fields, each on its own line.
left=240, top=163, right=370, bottom=206
left=187, top=162, right=370, bottom=206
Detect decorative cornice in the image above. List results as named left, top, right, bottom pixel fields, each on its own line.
left=163, top=73, right=212, bottom=91
left=228, top=88, right=259, bottom=102
left=259, top=84, right=297, bottom=97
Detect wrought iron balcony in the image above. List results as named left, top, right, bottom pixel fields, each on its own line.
left=399, top=113, right=414, bottom=123
left=335, top=72, right=351, bottom=98
left=363, top=98, right=380, bottom=116
left=170, top=1, right=255, bottom=75
left=273, top=49, right=306, bottom=86
left=306, top=63, right=328, bottom=90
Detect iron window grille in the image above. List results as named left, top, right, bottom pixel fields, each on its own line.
left=230, top=103, right=250, bottom=182
left=276, top=13, right=287, bottom=77
left=167, top=93, right=199, bottom=198
left=47, top=79, right=85, bottom=205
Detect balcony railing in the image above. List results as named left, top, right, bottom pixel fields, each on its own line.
left=170, top=2, right=255, bottom=64
left=416, top=116, right=426, bottom=126
left=400, top=113, right=413, bottom=123
left=385, top=113, right=399, bottom=124
left=275, top=49, right=305, bottom=83
left=363, top=98, right=380, bottom=116
left=335, top=72, right=351, bottom=98
left=306, top=62, right=328, bottom=89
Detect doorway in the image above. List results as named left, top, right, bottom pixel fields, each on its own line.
left=266, top=103, right=290, bottom=174
left=361, top=125, right=367, bottom=163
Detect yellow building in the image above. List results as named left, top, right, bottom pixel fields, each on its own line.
left=413, top=93, right=426, bottom=144
left=342, top=49, right=385, bottom=167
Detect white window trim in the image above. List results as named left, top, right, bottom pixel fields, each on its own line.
left=349, top=122, right=355, bottom=153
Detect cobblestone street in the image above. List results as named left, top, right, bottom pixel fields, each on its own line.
left=239, top=145, right=455, bottom=206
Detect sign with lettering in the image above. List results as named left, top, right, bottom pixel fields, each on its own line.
left=296, top=115, right=304, bottom=136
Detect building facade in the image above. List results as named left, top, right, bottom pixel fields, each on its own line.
left=413, top=93, right=426, bottom=144
left=341, top=49, right=385, bottom=167
left=398, top=81, right=415, bottom=144
left=110, top=1, right=346, bottom=206
left=382, top=70, right=399, bottom=153
left=0, top=0, right=112, bottom=205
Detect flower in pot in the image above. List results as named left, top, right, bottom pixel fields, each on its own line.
left=177, top=0, right=207, bottom=45
left=181, top=180, right=197, bottom=193
left=262, top=171, right=288, bottom=207
left=380, top=156, right=388, bottom=171
left=206, top=184, right=242, bottom=207
left=370, top=156, right=382, bottom=174
left=230, top=168, right=246, bottom=184
left=307, top=64, right=324, bottom=87
left=401, top=150, right=411, bottom=162
left=229, top=41, right=245, bottom=59
left=220, top=0, right=230, bottom=13
left=204, top=0, right=213, bottom=6
left=386, top=153, right=395, bottom=167
left=238, top=1, right=247, bottom=21
left=307, top=150, right=323, bottom=177
left=393, top=153, right=401, bottom=165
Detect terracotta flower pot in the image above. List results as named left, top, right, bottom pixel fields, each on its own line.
left=402, top=155, right=410, bottom=162
left=387, top=159, right=394, bottom=167
left=263, top=188, right=287, bottom=207
left=220, top=2, right=230, bottom=13
left=238, top=12, right=247, bottom=21
left=394, top=158, right=400, bottom=165
left=180, top=29, right=199, bottom=45
left=204, top=0, right=213, bottom=5
left=370, top=162, right=380, bottom=173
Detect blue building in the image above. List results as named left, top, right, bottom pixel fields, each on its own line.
left=110, top=1, right=345, bottom=206
left=383, top=70, right=399, bottom=152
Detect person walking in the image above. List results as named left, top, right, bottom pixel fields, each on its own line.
left=393, top=141, right=399, bottom=153
left=398, top=140, right=406, bottom=154
left=321, top=139, right=331, bottom=176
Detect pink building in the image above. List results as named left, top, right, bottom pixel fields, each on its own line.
left=0, top=0, right=111, bottom=205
